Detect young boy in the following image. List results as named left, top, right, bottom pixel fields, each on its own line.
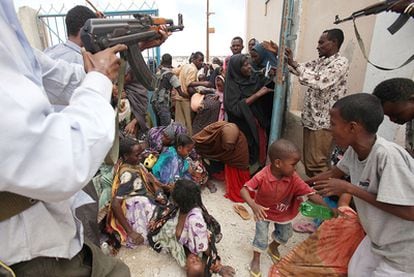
left=240, top=139, right=332, bottom=277
left=311, top=93, right=414, bottom=276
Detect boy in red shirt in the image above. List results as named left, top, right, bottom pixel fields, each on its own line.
left=241, top=139, right=333, bottom=276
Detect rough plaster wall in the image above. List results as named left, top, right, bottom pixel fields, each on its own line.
left=17, top=6, right=45, bottom=50
left=245, top=0, right=283, bottom=46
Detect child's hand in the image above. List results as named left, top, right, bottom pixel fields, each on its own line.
left=251, top=203, right=269, bottom=221
left=313, top=178, right=352, bottom=197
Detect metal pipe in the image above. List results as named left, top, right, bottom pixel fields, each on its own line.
left=268, top=0, right=295, bottom=145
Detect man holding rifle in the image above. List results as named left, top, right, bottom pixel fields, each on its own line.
left=0, top=1, right=168, bottom=276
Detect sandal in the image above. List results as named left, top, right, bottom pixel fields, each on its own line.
left=249, top=270, right=262, bottom=277
left=247, top=265, right=262, bottom=277
left=267, top=248, right=281, bottom=264
left=233, top=204, right=251, bottom=220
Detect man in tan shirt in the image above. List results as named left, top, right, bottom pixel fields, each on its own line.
left=176, top=51, right=210, bottom=135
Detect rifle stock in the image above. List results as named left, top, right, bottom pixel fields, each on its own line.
left=80, top=13, right=184, bottom=90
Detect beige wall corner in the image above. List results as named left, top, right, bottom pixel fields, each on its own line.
left=17, top=6, right=45, bottom=50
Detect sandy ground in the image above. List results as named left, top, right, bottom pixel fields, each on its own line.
left=117, top=178, right=311, bottom=277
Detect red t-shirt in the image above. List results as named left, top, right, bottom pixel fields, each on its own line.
left=244, top=165, right=314, bottom=223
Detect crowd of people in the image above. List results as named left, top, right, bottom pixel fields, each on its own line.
left=0, top=1, right=413, bottom=277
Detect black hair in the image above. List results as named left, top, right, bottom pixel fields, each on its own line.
left=65, top=5, right=96, bottom=36
left=323, top=28, right=344, bottom=49
left=232, top=36, right=244, bottom=44
left=333, top=93, right=384, bottom=134
left=192, top=51, right=204, bottom=61
left=172, top=179, right=201, bottom=213
left=268, top=139, right=300, bottom=161
left=161, top=53, right=172, bottom=67
left=119, top=136, right=139, bottom=159
left=175, top=133, right=194, bottom=148
left=372, top=78, right=414, bottom=104
left=188, top=52, right=195, bottom=63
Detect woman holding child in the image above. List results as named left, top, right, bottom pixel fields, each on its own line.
left=107, top=137, right=234, bottom=276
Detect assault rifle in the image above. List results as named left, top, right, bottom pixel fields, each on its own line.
left=81, top=14, right=184, bottom=90
left=334, top=0, right=410, bottom=34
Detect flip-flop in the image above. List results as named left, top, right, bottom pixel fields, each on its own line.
left=249, top=270, right=262, bottom=277
left=247, top=265, right=262, bottom=277
left=293, top=222, right=317, bottom=233
left=267, top=248, right=281, bottom=264
left=233, top=204, right=251, bottom=220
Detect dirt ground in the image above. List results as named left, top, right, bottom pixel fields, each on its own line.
left=117, top=177, right=311, bottom=277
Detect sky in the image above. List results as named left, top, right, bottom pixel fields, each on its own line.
left=13, top=0, right=246, bottom=58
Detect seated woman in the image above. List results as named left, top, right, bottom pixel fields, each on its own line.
left=146, top=122, right=188, bottom=154
left=152, top=134, right=197, bottom=187
left=107, top=137, right=167, bottom=250
left=149, top=179, right=235, bottom=277
left=193, top=121, right=254, bottom=202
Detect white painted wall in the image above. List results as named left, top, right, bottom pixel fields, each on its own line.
left=362, top=12, right=414, bottom=146
left=245, top=0, right=414, bottom=146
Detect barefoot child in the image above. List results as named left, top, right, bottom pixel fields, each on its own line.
left=311, top=93, right=414, bottom=275
left=241, top=139, right=333, bottom=276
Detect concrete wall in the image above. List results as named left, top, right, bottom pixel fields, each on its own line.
left=245, top=0, right=413, bottom=148
left=362, top=12, right=414, bottom=146
left=245, top=0, right=283, bottom=47
left=17, top=6, right=45, bottom=50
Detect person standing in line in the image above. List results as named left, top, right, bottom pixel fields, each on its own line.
left=176, top=51, right=210, bottom=135
left=223, top=36, right=244, bottom=73
left=152, top=53, right=183, bottom=126
left=285, top=28, right=349, bottom=177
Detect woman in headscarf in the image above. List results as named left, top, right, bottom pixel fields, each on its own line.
left=250, top=42, right=278, bottom=72
left=224, top=54, right=274, bottom=167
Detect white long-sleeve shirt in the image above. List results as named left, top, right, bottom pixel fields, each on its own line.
left=0, top=0, right=115, bottom=265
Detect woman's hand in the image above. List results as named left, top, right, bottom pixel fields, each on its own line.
left=127, top=230, right=144, bottom=245
left=124, top=119, right=137, bottom=136
left=218, top=265, right=236, bottom=277
left=257, top=86, right=273, bottom=97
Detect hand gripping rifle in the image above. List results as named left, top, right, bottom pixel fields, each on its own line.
left=334, top=0, right=410, bottom=34
left=80, top=14, right=184, bottom=90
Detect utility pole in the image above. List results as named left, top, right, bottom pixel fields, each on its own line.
left=206, top=0, right=215, bottom=62
left=206, top=0, right=210, bottom=61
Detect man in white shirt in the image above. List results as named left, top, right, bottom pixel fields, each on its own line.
left=44, top=5, right=97, bottom=65
left=0, top=1, right=129, bottom=275
left=44, top=4, right=102, bottom=247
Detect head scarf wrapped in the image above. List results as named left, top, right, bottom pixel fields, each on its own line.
left=224, top=54, right=273, bottom=164
left=251, top=43, right=277, bottom=71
